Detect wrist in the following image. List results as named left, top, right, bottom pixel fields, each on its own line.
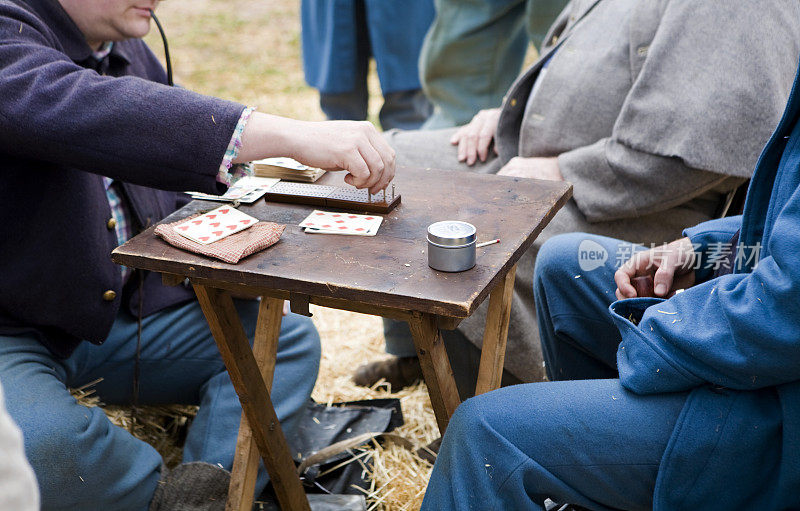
left=236, top=113, right=303, bottom=163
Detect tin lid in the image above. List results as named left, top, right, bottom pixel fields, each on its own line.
left=427, top=221, right=477, bottom=246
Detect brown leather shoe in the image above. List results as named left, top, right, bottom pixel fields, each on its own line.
left=352, top=356, right=423, bottom=390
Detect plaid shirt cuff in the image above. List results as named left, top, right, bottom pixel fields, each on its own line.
left=217, top=106, right=255, bottom=186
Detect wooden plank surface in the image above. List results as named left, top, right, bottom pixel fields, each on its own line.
left=114, top=166, right=571, bottom=318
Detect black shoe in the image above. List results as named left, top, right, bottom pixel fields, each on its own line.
left=352, top=356, right=423, bottom=390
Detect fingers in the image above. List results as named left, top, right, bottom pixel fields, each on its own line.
left=342, top=146, right=370, bottom=189
left=463, top=130, right=478, bottom=165
left=653, top=266, right=676, bottom=297
left=366, top=129, right=395, bottom=193
left=614, top=239, right=697, bottom=300
left=357, top=143, right=384, bottom=191
left=455, top=110, right=499, bottom=166
left=477, top=124, right=494, bottom=162
left=614, top=251, right=653, bottom=298
left=339, top=122, right=396, bottom=192
left=614, top=267, right=637, bottom=299
left=651, top=245, right=683, bottom=296
left=450, top=128, right=463, bottom=145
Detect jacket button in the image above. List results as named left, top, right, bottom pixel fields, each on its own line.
left=107, top=218, right=117, bottom=230
left=102, top=290, right=117, bottom=301
left=510, top=98, right=517, bottom=107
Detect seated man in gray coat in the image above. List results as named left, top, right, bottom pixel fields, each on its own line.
left=354, top=0, right=800, bottom=395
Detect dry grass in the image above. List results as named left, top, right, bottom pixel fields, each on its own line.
left=90, top=1, right=439, bottom=508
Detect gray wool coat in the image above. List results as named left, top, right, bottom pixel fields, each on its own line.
left=387, top=0, right=800, bottom=381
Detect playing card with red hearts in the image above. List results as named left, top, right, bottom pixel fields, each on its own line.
left=298, top=210, right=383, bottom=236
left=173, top=205, right=259, bottom=244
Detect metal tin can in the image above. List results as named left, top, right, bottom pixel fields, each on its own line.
left=427, top=221, right=477, bottom=272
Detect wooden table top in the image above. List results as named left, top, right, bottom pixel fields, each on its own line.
left=112, top=166, right=571, bottom=318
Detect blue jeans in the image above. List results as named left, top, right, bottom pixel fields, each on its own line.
left=315, top=0, right=432, bottom=131
left=0, top=299, right=320, bottom=511
left=421, top=233, right=688, bottom=510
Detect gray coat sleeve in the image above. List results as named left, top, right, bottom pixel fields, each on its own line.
left=558, top=139, right=737, bottom=223
left=558, top=0, right=800, bottom=223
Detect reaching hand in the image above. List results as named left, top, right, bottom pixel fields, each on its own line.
left=614, top=237, right=697, bottom=300
left=450, top=108, right=501, bottom=165
left=237, top=114, right=396, bottom=194
left=288, top=120, right=396, bottom=194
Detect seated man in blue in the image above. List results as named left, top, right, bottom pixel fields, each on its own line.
left=0, top=1, right=395, bottom=510
left=419, top=58, right=800, bottom=510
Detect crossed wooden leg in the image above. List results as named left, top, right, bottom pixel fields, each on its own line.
left=193, top=286, right=310, bottom=511
left=407, top=265, right=517, bottom=433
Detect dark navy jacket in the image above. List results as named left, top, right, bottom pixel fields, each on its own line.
left=0, top=0, right=245, bottom=357
left=610, top=59, right=800, bottom=509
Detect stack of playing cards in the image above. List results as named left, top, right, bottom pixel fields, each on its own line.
left=173, top=205, right=259, bottom=244
left=187, top=176, right=280, bottom=204
left=299, top=210, right=383, bottom=236
left=253, top=157, right=326, bottom=182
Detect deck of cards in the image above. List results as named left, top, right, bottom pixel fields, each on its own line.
left=187, top=176, right=280, bottom=204
left=299, top=210, right=383, bottom=236
left=173, top=205, right=259, bottom=244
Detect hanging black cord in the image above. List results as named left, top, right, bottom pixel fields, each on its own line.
left=149, top=9, right=173, bottom=87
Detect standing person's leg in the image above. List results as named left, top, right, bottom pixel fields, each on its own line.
left=419, top=0, right=530, bottom=129
left=379, top=89, right=432, bottom=131
left=318, top=0, right=370, bottom=122
left=525, top=0, right=570, bottom=47
left=69, top=299, right=321, bottom=503
left=534, top=233, right=646, bottom=380
left=421, top=379, right=687, bottom=510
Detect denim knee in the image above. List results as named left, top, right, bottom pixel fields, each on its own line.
left=446, top=392, right=497, bottom=446
left=281, top=314, right=321, bottom=369
left=534, top=233, right=588, bottom=291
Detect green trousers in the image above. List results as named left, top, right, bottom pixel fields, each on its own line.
left=420, top=0, right=568, bottom=129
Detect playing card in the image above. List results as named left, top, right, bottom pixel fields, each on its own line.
left=187, top=176, right=280, bottom=204
left=299, top=210, right=383, bottom=236
left=173, top=206, right=259, bottom=244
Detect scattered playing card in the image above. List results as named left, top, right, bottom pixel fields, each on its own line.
left=173, top=205, right=259, bottom=244
left=299, top=210, right=383, bottom=236
left=187, top=176, right=280, bottom=204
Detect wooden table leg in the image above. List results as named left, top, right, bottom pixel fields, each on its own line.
left=193, top=286, right=310, bottom=511
left=408, top=312, right=461, bottom=433
left=475, top=265, right=517, bottom=396
left=227, top=297, right=284, bottom=511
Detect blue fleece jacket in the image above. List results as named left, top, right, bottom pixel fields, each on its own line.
left=609, top=60, right=800, bottom=509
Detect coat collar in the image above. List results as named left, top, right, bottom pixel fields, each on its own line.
left=22, top=0, right=131, bottom=66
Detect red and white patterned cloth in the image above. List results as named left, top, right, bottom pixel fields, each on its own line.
left=155, top=213, right=285, bottom=264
